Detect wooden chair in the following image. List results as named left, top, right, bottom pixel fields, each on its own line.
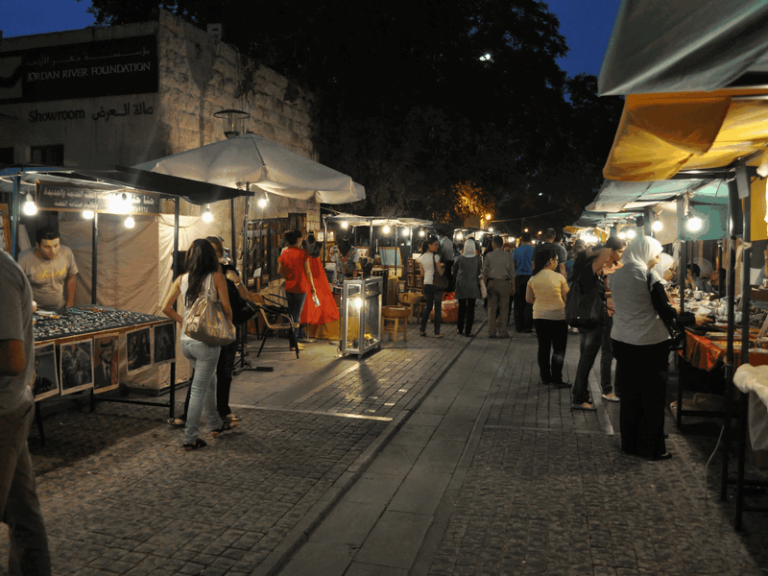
left=254, top=294, right=300, bottom=359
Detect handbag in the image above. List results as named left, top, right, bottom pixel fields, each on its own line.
left=479, top=277, right=488, bottom=299
left=565, top=269, right=604, bottom=329
left=432, top=254, right=449, bottom=291
left=184, top=274, right=236, bottom=346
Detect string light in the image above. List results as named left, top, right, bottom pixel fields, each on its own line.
left=23, top=194, right=37, bottom=216
left=687, top=216, right=702, bottom=232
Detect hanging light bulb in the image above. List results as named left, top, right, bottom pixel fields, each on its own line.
left=202, top=205, right=214, bottom=223
left=456, top=231, right=464, bottom=240
left=618, top=232, right=626, bottom=239
left=23, top=194, right=38, bottom=216
left=687, top=216, right=702, bottom=232
left=626, top=228, right=636, bottom=239
left=82, top=210, right=95, bottom=220
left=402, top=227, right=409, bottom=237
left=382, top=225, right=391, bottom=234
left=652, top=220, right=663, bottom=232
left=341, top=221, right=349, bottom=229
left=489, top=227, right=494, bottom=232
left=258, top=197, right=268, bottom=208
left=524, top=228, right=529, bottom=233
left=124, top=216, right=135, bottom=229
left=419, top=229, right=425, bottom=237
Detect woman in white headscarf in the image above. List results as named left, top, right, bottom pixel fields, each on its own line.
left=611, top=236, right=703, bottom=460
left=453, top=238, right=482, bottom=336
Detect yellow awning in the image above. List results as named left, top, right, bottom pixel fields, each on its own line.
left=603, top=88, right=768, bottom=182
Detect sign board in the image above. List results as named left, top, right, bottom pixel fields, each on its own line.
left=35, top=181, right=162, bottom=215
left=0, top=35, right=158, bottom=104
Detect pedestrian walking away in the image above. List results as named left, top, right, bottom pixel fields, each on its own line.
left=526, top=248, right=569, bottom=387
left=162, top=239, right=238, bottom=450
left=482, top=235, right=516, bottom=338
left=453, top=238, right=482, bottom=337
left=513, top=232, right=535, bottom=332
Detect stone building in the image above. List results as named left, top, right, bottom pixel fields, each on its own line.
left=0, top=8, right=321, bottom=251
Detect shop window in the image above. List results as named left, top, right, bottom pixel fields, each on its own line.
left=31, top=144, right=64, bottom=166
left=0, top=147, right=13, bottom=165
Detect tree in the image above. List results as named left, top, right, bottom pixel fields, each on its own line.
left=81, top=0, right=620, bottom=227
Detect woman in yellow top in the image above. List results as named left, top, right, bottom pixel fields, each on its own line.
left=526, top=248, right=570, bottom=387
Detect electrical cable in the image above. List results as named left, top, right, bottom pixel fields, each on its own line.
left=703, top=423, right=726, bottom=502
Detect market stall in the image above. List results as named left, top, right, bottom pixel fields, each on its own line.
left=592, top=0, right=768, bottom=529
left=1, top=165, right=253, bottom=419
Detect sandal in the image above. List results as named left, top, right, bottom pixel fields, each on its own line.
left=226, top=413, right=241, bottom=422
left=182, top=439, right=207, bottom=451
left=211, top=420, right=239, bottom=437
left=168, top=418, right=186, bottom=427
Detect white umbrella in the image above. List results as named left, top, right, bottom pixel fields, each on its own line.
left=135, top=133, right=365, bottom=205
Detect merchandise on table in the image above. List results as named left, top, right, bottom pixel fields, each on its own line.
left=33, top=306, right=164, bottom=341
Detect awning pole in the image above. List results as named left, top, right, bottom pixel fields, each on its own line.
left=242, top=196, right=249, bottom=284
left=369, top=221, right=374, bottom=256
left=677, top=197, right=686, bottom=314
left=10, top=175, right=20, bottom=259
left=720, top=178, right=740, bottom=502
left=91, top=212, right=98, bottom=304
left=173, top=198, right=180, bottom=278
left=323, top=216, right=328, bottom=262
left=230, top=197, right=237, bottom=266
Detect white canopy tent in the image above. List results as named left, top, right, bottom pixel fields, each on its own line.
left=599, top=0, right=768, bottom=96
left=136, top=133, right=366, bottom=205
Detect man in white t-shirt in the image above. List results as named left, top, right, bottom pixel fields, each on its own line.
left=18, top=226, right=79, bottom=311
left=418, top=235, right=445, bottom=338
left=0, top=250, right=52, bottom=573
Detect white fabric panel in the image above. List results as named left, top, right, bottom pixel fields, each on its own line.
left=599, top=0, right=768, bottom=95
left=61, top=215, right=220, bottom=390
left=734, top=364, right=768, bottom=450
left=135, top=134, right=365, bottom=205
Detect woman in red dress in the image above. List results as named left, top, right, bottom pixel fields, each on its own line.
left=301, top=236, right=339, bottom=326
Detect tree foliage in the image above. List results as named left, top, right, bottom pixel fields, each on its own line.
left=81, top=0, right=622, bottom=228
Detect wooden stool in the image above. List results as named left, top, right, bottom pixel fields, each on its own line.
left=382, top=306, right=410, bottom=342
left=398, top=293, right=423, bottom=324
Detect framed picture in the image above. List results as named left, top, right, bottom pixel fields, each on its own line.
left=153, top=323, right=175, bottom=364
left=0, top=203, right=10, bottom=252
left=92, top=333, right=119, bottom=394
left=59, top=339, right=94, bottom=395
left=33, top=343, right=59, bottom=400
left=126, top=327, right=151, bottom=372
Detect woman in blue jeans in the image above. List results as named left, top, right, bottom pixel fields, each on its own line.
left=418, top=235, right=445, bottom=338
left=162, top=239, right=237, bottom=450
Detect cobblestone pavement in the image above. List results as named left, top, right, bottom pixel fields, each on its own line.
left=422, top=335, right=768, bottom=576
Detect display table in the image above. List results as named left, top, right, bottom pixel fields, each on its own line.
left=32, top=306, right=177, bottom=444
left=681, top=331, right=768, bottom=371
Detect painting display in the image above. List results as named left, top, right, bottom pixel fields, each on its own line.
left=126, top=327, right=151, bottom=372
left=59, top=339, right=94, bottom=395
left=153, top=323, right=175, bottom=364
left=92, top=333, right=119, bottom=393
left=33, top=343, right=59, bottom=400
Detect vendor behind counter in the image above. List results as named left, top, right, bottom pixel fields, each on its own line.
left=17, top=226, right=78, bottom=311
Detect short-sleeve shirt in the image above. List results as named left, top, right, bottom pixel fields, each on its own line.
left=513, top=244, right=534, bottom=276
left=0, top=251, right=35, bottom=414
left=279, top=247, right=310, bottom=293
left=526, top=269, right=568, bottom=320
left=533, top=242, right=567, bottom=268
left=418, top=251, right=441, bottom=285
left=18, top=245, right=79, bottom=310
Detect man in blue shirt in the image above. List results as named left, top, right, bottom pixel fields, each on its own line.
left=513, top=232, right=535, bottom=332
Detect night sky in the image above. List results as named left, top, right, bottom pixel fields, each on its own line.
left=1, top=0, right=622, bottom=78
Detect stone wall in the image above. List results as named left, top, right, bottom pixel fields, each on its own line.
left=0, top=9, right=322, bottom=250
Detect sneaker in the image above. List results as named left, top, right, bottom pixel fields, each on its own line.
left=550, top=381, right=571, bottom=388
left=434, top=333, right=444, bottom=339
left=602, top=393, right=620, bottom=403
